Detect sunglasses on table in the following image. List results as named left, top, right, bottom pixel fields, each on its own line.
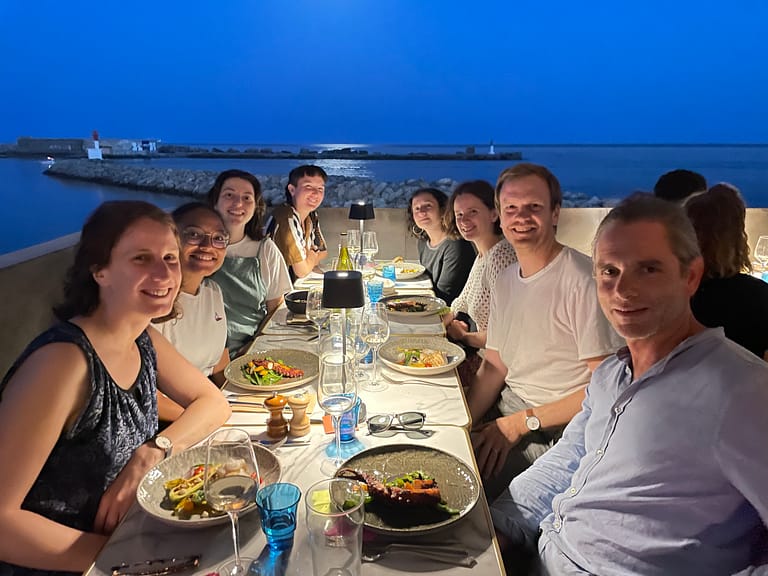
left=181, top=227, right=230, bottom=249
left=366, top=411, right=426, bottom=434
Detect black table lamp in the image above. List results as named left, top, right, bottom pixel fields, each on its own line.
left=322, top=271, right=366, bottom=361
left=348, top=202, right=375, bottom=245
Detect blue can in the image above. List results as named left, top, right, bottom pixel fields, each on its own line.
left=338, top=397, right=361, bottom=442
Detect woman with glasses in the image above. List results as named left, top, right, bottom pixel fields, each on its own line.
left=153, top=203, right=230, bottom=422
left=0, top=201, right=229, bottom=574
left=208, top=169, right=292, bottom=356
left=407, top=187, right=475, bottom=304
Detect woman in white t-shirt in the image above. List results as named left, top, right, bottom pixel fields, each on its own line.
left=207, top=170, right=293, bottom=356
left=441, top=180, right=517, bottom=383
left=153, top=202, right=231, bottom=421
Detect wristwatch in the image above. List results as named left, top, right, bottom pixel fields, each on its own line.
left=524, top=409, right=541, bottom=432
left=153, top=435, right=173, bottom=459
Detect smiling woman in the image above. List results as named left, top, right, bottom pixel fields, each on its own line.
left=0, top=200, right=230, bottom=574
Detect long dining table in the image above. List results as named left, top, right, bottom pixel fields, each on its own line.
left=85, top=274, right=506, bottom=576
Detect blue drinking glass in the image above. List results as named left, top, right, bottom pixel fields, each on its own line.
left=256, top=483, right=302, bottom=551
left=382, top=264, right=397, bottom=282
left=366, top=280, right=384, bottom=303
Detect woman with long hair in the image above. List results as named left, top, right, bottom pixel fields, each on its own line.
left=0, top=201, right=229, bottom=574
left=442, top=180, right=517, bottom=355
left=407, top=187, right=475, bottom=304
left=685, top=183, right=768, bottom=359
left=208, top=169, right=292, bottom=356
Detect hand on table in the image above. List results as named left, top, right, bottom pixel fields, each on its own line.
left=93, top=442, right=163, bottom=534
left=472, top=414, right=525, bottom=479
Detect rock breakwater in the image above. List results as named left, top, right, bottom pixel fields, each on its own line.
left=45, top=160, right=607, bottom=208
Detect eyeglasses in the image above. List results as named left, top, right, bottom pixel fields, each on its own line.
left=367, top=411, right=425, bottom=434
left=181, top=227, right=229, bottom=249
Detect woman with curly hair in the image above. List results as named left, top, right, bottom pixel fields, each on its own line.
left=408, top=187, right=475, bottom=304
left=0, top=201, right=229, bottom=574
left=685, top=183, right=768, bottom=359
left=208, top=169, right=292, bottom=356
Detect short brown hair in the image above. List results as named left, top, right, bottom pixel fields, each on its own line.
left=495, top=163, right=563, bottom=210
left=685, top=183, right=751, bottom=278
left=593, top=193, right=701, bottom=273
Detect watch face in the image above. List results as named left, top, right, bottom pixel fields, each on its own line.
left=155, top=435, right=172, bottom=454
left=526, top=416, right=541, bottom=431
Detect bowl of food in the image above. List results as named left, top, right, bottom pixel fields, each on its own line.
left=284, top=290, right=308, bottom=315
left=136, top=443, right=281, bottom=528
left=379, top=336, right=465, bottom=376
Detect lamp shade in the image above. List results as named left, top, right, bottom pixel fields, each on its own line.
left=348, top=202, right=375, bottom=220
left=322, top=271, right=365, bottom=309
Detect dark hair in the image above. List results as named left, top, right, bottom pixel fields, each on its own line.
left=172, top=201, right=225, bottom=226
left=54, top=201, right=178, bottom=320
left=285, top=164, right=328, bottom=204
left=207, top=169, right=266, bottom=240
left=685, top=183, right=751, bottom=278
left=445, top=180, right=502, bottom=238
left=495, top=163, right=563, bottom=210
left=653, top=169, right=707, bottom=203
left=593, top=193, right=701, bottom=273
left=407, top=187, right=452, bottom=240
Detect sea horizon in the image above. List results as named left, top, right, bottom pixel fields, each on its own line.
left=2, top=143, right=767, bottom=255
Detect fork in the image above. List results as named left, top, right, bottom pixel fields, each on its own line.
left=381, top=373, right=455, bottom=389
left=362, top=543, right=476, bottom=567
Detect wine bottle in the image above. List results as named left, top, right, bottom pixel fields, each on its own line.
left=336, top=232, right=353, bottom=271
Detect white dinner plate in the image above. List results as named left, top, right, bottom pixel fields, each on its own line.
left=379, top=294, right=445, bottom=317
left=136, top=444, right=281, bottom=528
left=376, top=261, right=426, bottom=280
left=379, top=336, right=465, bottom=376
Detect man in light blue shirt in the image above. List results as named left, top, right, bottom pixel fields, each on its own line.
left=492, top=194, right=768, bottom=575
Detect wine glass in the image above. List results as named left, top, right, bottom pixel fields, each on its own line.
left=317, top=354, right=357, bottom=475
left=360, top=302, right=390, bottom=392
left=204, top=429, right=261, bottom=576
left=346, top=308, right=371, bottom=386
left=305, top=287, right=330, bottom=339
left=754, top=236, right=768, bottom=271
left=362, top=231, right=379, bottom=263
left=346, top=229, right=361, bottom=267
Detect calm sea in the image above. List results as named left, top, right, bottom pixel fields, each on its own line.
left=2, top=144, right=767, bottom=255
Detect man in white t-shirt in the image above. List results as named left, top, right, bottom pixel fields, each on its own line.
left=469, top=163, right=623, bottom=499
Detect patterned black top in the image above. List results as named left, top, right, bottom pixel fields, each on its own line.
left=0, top=322, right=158, bottom=576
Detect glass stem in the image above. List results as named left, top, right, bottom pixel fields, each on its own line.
left=228, top=511, right=242, bottom=571
left=372, top=348, right=378, bottom=384
left=333, top=415, right=342, bottom=465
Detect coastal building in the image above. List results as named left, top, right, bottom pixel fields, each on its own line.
left=16, top=137, right=85, bottom=156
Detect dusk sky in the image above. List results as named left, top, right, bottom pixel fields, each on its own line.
left=2, top=1, right=766, bottom=145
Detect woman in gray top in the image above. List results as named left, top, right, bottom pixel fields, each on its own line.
left=408, top=187, right=475, bottom=304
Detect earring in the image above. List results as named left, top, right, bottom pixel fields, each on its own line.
left=411, top=224, right=423, bottom=237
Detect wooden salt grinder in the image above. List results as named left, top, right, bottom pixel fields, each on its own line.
left=287, top=393, right=311, bottom=437
left=264, top=394, right=288, bottom=439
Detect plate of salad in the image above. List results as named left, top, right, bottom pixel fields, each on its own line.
left=224, top=349, right=319, bottom=392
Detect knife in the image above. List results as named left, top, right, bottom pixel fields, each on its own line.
left=111, top=555, right=200, bottom=576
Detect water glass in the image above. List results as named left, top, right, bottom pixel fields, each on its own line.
left=382, top=264, right=397, bottom=282
left=366, top=279, right=384, bottom=303
left=305, top=478, right=366, bottom=576
left=256, top=483, right=302, bottom=551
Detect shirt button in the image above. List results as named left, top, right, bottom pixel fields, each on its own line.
left=570, top=487, right=577, bottom=494
left=596, top=448, right=604, bottom=456
left=614, top=406, right=623, bottom=415
left=625, top=366, right=631, bottom=375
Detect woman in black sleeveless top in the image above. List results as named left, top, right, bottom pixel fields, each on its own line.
left=0, top=201, right=230, bottom=575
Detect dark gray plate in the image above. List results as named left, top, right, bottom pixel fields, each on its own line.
left=338, top=444, right=479, bottom=535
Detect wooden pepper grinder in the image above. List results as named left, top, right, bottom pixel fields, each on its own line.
left=287, top=393, right=311, bottom=437
left=264, top=394, right=288, bottom=439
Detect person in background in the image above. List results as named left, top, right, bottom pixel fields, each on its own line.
left=441, top=180, right=517, bottom=384
left=266, top=164, right=329, bottom=280
left=469, top=163, right=622, bottom=500
left=685, top=183, right=768, bottom=359
left=0, top=201, right=230, bottom=575
left=407, top=187, right=475, bottom=304
left=208, top=169, right=293, bottom=357
left=653, top=168, right=707, bottom=203
left=492, top=193, right=768, bottom=576
left=153, top=202, right=230, bottom=422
